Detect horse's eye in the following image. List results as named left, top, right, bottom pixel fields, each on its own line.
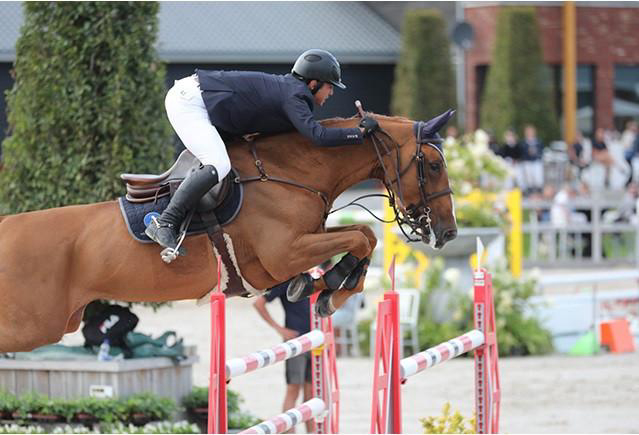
left=429, top=162, right=441, bottom=172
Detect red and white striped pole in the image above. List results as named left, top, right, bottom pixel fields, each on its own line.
left=239, top=398, right=326, bottom=434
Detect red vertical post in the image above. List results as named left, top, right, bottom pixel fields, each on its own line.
left=208, top=258, right=227, bottom=434
left=473, top=268, right=501, bottom=434
left=310, top=293, right=340, bottom=434
left=370, top=258, right=401, bottom=434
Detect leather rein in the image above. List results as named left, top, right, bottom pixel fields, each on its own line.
left=234, top=117, right=452, bottom=243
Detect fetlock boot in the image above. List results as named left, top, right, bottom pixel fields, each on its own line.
left=145, top=165, right=219, bottom=251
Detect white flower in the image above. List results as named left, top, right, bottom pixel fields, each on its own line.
left=460, top=181, right=473, bottom=195
left=443, top=267, right=461, bottom=287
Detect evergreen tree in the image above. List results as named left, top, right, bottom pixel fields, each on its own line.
left=480, top=6, right=559, bottom=143
left=391, top=9, right=456, bottom=121
left=0, top=2, right=172, bottom=214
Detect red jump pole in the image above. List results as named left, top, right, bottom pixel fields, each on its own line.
left=208, top=257, right=227, bottom=434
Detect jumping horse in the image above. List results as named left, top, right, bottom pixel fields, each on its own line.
left=0, top=105, right=457, bottom=352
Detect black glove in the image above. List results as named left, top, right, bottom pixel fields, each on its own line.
left=359, top=116, right=379, bottom=137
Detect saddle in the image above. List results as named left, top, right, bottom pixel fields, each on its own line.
left=118, top=150, right=243, bottom=243
left=121, top=150, right=232, bottom=204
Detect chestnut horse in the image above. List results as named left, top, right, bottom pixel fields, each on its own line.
left=0, top=111, right=457, bottom=352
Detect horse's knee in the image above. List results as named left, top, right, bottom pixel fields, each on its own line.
left=350, top=232, right=371, bottom=258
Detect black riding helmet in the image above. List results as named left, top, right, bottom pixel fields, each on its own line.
left=291, top=49, right=346, bottom=92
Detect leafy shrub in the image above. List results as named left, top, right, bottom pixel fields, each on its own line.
left=0, top=2, right=172, bottom=214
left=391, top=9, right=456, bottom=121
left=122, top=393, right=176, bottom=422
left=421, top=403, right=475, bottom=434
left=0, top=421, right=200, bottom=434
left=480, top=6, right=558, bottom=143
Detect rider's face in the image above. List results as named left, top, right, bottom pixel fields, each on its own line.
left=312, top=82, right=333, bottom=106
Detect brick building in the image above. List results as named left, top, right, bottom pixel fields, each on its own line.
left=465, top=2, right=639, bottom=135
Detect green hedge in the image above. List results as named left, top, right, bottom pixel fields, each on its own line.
left=0, top=2, right=172, bottom=214
left=480, top=6, right=559, bottom=143
left=391, top=9, right=456, bottom=122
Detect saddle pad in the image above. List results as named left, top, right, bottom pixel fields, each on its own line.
left=118, top=171, right=244, bottom=243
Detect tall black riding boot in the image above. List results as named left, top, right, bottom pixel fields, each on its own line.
left=145, top=165, right=219, bottom=251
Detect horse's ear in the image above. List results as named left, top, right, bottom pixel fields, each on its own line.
left=420, top=109, right=456, bottom=137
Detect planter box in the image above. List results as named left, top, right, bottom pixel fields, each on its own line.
left=0, top=351, right=198, bottom=404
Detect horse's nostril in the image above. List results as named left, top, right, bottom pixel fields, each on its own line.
left=443, top=229, right=457, bottom=242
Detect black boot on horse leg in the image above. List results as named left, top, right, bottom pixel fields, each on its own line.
left=145, top=165, right=219, bottom=258
left=286, top=272, right=315, bottom=302
left=343, top=258, right=370, bottom=290
left=323, top=253, right=361, bottom=290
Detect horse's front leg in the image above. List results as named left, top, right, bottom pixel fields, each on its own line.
left=257, top=228, right=374, bottom=295
left=284, top=225, right=377, bottom=315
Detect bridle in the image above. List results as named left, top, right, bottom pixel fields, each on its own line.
left=360, top=114, right=453, bottom=243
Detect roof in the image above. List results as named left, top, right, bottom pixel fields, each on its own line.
left=0, top=1, right=401, bottom=64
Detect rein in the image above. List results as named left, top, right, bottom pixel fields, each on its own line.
left=235, top=142, right=331, bottom=216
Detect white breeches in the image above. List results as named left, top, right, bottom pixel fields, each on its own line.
left=164, top=75, right=232, bottom=179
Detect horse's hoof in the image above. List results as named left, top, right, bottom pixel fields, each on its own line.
left=286, top=273, right=314, bottom=302
left=315, top=290, right=336, bottom=317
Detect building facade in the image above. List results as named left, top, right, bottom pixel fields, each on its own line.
left=465, top=2, right=639, bottom=135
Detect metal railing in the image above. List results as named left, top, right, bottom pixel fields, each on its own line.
left=522, top=196, right=639, bottom=267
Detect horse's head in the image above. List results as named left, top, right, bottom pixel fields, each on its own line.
left=372, top=109, right=457, bottom=249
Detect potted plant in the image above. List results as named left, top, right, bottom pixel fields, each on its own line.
left=0, top=391, right=18, bottom=420
left=15, top=394, right=63, bottom=423
left=123, top=393, right=176, bottom=426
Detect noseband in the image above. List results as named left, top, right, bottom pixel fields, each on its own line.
left=368, top=120, right=453, bottom=243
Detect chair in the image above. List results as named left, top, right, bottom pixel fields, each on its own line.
left=332, top=293, right=362, bottom=357
left=369, top=288, right=421, bottom=357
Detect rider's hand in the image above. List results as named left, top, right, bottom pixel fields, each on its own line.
left=359, top=116, right=379, bottom=137
left=279, top=327, right=299, bottom=341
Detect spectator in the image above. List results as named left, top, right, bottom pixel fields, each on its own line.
left=520, top=125, right=545, bottom=195
left=568, top=130, right=589, bottom=171
left=498, top=128, right=522, bottom=160
left=591, top=127, right=617, bottom=187
left=253, top=280, right=314, bottom=434
left=621, top=119, right=638, bottom=163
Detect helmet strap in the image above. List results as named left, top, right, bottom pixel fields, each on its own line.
left=310, top=81, right=324, bottom=95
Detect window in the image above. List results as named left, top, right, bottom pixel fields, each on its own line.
left=614, top=65, right=639, bottom=131
left=552, top=65, right=596, bottom=137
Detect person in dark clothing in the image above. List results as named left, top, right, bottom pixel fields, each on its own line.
left=253, top=280, right=314, bottom=433
left=145, top=49, right=380, bottom=255
left=498, top=128, right=522, bottom=160
left=520, top=125, right=544, bottom=195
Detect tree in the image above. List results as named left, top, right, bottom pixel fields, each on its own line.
left=0, top=2, right=172, bottom=214
left=391, top=9, right=456, bottom=122
left=480, top=6, right=559, bottom=143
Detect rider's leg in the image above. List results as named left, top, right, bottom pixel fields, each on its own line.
left=145, top=75, right=231, bottom=250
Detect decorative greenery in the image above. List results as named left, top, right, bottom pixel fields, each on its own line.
left=0, top=391, right=176, bottom=425
left=121, top=394, right=176, bottom=422
left=359, top=258, right=553, bottom=357
left=421, top=403, right=476, bottom=434
left=0, top=2, right=172, bottom=214
left=391, top=9, right=456, bottom=121
left=420, top=258, right=553, bottom=356
left=479, top=6, right=558, bottom=143
left=180, top=387, right=261, bottom=430
left=444, top=131, right=509, bottom=196
left=0, top=421, right=200, bottom=434
left=0, top=391, right=18, bottom=414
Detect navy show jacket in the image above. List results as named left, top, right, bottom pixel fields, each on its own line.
left=195, top=69, right=363, bottom=147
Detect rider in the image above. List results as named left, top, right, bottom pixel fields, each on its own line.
left=145, top=48, right=380, bottom=253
